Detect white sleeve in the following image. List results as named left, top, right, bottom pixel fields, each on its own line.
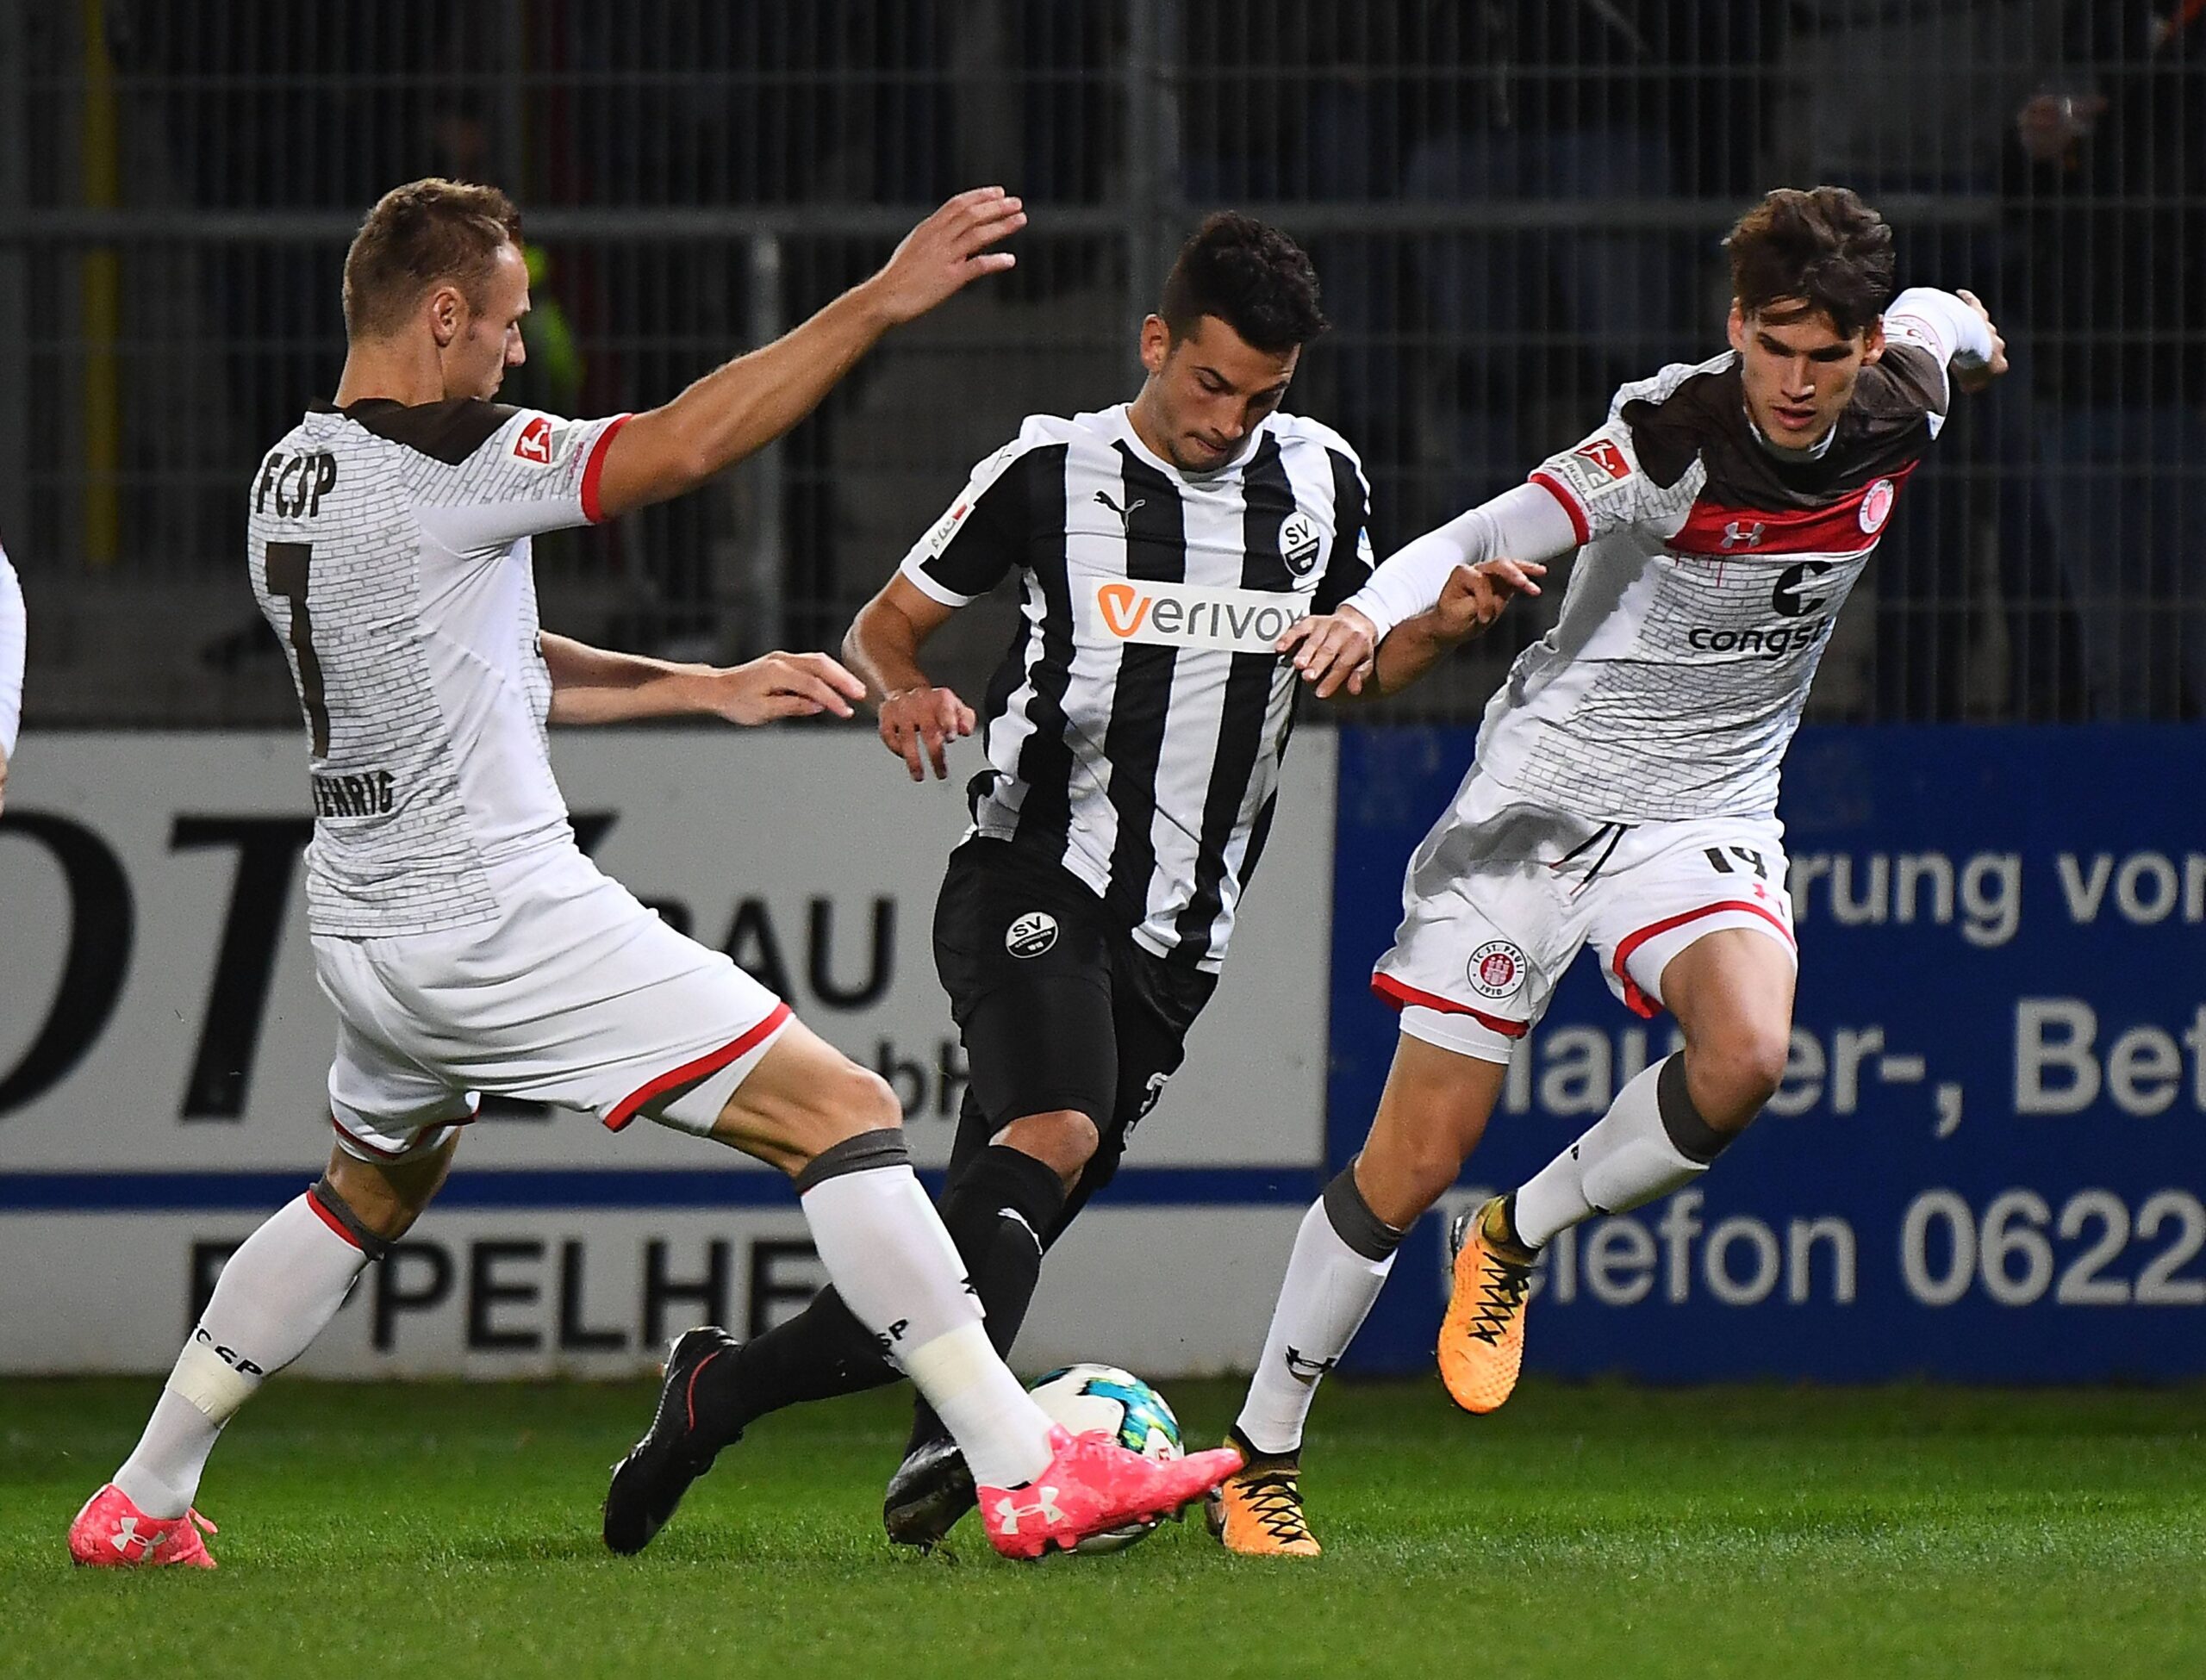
left=414, top=409, right=633, bottom=553
left=1884, top=287, right=1997, bottom=373
left=1340, top=482, right=1580, bottom=642
left=0, top=544, right=22, bottom=756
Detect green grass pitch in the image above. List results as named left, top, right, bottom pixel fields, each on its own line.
left=5, top=1376, right=2202, bottom=1678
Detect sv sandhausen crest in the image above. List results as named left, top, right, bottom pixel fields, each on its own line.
left=1085, top=576, right=1311, bottom=653
left=1005, top=911, right=1059, bottom=959
left=1279, top=510, right=1321, bottom=575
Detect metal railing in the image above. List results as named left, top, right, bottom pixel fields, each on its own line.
left=2, top=0, right=2197, bottom=725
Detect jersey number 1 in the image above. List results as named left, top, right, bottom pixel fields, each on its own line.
left=265, top=541, right=329, bottom=756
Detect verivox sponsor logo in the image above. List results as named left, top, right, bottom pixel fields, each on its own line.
left=1085, top=578, right=1309, bottom=653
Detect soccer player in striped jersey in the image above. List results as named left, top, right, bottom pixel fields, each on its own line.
left=69, top=177, right=1239, bottom=1571
left=1211, top=187, right=2010, bottom=1555
left=602, top=213, right=1542, bottom=1553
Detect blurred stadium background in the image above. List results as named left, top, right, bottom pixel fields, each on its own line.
left=3, top=0, right=2203, bottom=1380
left=3, top=9, right=2203, bottom=1667
left=4, top=0, right=2197, bottom=730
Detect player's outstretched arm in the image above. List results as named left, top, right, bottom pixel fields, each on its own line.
left=540, top=632, right=863, bottom=727
left=1365, top=559, right=1547, bottom=697
left=1281, top=560, right=1547, bottom=702
left=1885, top=285, right=2009, bottom=395
left=589, top=187, right=1027, bottom=521
left=1948, top=289, right=2009, bottom=393
left=843, top=572, right=976, bottom=782
left=1276, top=480, right=1576, bottom=699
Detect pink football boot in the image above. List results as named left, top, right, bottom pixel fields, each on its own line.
left=67, top=1484, right=218, bottom=1570
left=978, top=1426, right=1241, bottom=1560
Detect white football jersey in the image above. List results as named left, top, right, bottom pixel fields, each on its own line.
left=1475, top=340, right=1949, bottom=822
left=246, top=399, right=628, bottom=936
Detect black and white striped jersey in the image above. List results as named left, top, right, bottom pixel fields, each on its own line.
left=899, top=403, right=1374, bottom=972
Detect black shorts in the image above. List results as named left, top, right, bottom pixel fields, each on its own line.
left=932, top=837, right=1217, bottom=1171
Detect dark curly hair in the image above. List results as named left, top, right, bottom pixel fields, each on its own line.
left=1725, top=186, right=1896, bottom=339
left=1158, top=212, right=1327, bottom=354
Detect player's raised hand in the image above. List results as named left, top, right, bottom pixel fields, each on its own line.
left=864, top=188, right=1028, bottom=327
left=1433, top=558, right=1545, bottom=643
left=1951, top=289, right=2010, bottom=394
left=879, top=684, right=976, bottom=781
left=1278, top=605, right=1379, bottom=700
left=706, top=651, right=866, bottom=725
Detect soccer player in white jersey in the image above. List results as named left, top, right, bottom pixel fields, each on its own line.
left=0, top=534, right=21, bottom=812
left=66, top=177, right=1237, bottom=1571
left=1208, top=187, right=2010, bottom=1555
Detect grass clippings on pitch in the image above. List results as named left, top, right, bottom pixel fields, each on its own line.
left=3, top=1377, right=2201, bottom=1679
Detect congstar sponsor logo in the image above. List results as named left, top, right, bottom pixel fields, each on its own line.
left=1085, top=578, right=1309, bottom=653
left=1685, top=617, right=1835, bottom=659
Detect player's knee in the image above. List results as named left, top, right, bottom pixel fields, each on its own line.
left=321, top=1154, right=433, bottom=1244
left=824, top=1063, right=905, bottom=1138
left=994, top=1108, right=1100, bottom=1188
left=1363, top=1125, right=1464, bottom=1215
left=1691, top=1023, right=1791, bottom=1122
left=763, top=1065, right=905, bottom=1179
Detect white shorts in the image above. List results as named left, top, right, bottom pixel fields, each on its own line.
left=312, top=847, right=792, bottom=1163
left=1373, top=768, right=1797, bottom=1064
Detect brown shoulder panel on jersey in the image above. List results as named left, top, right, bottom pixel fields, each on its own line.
left=1618, top=364, right=1742, bottom=491
left=320, top=397, right=519, bottom=465
left=1852, top=340, right=1950, bottom=427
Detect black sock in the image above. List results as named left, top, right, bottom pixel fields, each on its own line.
left=903, top=1144, right=1068, bottom=1454
left=687, top=1287, right=895, bottom=1448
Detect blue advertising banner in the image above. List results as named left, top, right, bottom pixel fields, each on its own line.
left=1330, top=725, right=2205, bottom=1380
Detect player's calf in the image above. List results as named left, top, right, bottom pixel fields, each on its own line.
left=77, top=1149, right=423, bottom=1562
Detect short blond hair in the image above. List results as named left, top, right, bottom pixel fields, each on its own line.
left=342, top=177, right=523, bottom=339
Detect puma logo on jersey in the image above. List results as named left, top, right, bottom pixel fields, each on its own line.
left=513, top=415, right=555, bottom=464
left=1094, top=488, right=1146, bottom=532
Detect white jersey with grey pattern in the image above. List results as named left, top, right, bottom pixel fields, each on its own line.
left=1474, top=341, right=1941, bottom=824
left=246, top=399, right=627, bottom=937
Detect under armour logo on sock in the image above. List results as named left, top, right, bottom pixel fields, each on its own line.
left=1285, top=1346, right=1338, bottom=1381
left=992, top=1486, right=1066, bottom=1534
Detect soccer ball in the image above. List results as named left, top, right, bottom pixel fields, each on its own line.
left=1026, top=1363, right=1184, bottom=1554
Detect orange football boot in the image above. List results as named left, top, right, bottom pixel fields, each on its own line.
left=1437, top=1195, right=1537, bottom=1413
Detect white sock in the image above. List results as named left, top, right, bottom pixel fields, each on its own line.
left=1234, top=1174, right=1399, bottom=1458
left=1513, top=1056, right=1708, bottom=1248
left=797, top=1140, right=1053, bottom=1489
left=114, top=1192, right=367, bottom=1516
